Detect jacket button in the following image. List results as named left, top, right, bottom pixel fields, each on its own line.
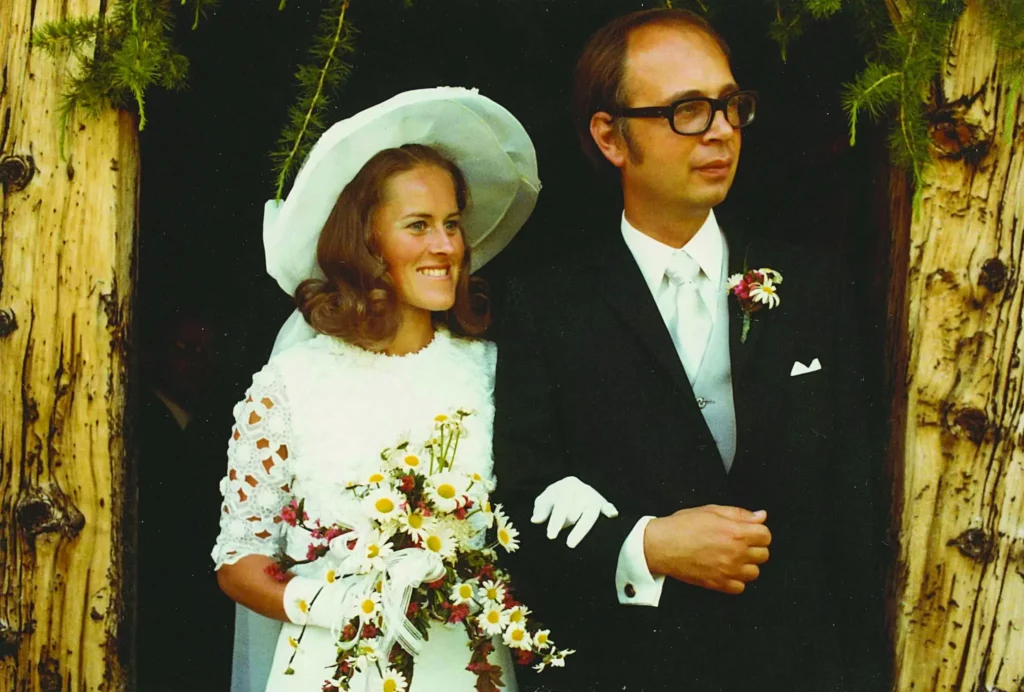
left=624, top=583, right=636, bottom=598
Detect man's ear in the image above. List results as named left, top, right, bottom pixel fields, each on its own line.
left=590, top=112, right=627, bottom=169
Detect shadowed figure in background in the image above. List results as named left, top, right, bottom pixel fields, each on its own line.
left=138, top=307, right=234, bottom=690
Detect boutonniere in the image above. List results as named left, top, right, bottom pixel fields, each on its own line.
left=726, top=267, right=783, bottom=343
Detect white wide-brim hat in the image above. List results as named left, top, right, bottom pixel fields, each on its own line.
left=264, top=86, right=541, bottom=299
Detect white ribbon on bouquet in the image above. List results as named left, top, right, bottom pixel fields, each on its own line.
left=376, top=548, right=447, bottom=659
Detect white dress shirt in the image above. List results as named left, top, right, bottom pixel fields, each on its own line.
left=614, top=210, right=737, bottom=607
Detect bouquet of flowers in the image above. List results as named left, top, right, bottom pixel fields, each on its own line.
left=268, top=409, right=573, bottom=691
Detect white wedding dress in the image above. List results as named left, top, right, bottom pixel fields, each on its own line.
left=211, top=329, right=518, bottom=692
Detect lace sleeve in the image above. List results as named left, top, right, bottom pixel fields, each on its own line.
left=211, top=364, right=295, bottom=569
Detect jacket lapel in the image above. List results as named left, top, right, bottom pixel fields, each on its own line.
left=587, top=232, right=694, bottom=398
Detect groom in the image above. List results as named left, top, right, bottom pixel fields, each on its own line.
left=493, top=8, right=889, bottom=692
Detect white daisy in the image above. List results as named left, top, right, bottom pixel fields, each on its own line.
left=355, top=529, right=394, bottom=573
left=506, top=605, right=530, bottom=627
left=366, top=470, right=389, bottom=485
left=425, top=472, right=470, bottom=513
left=380, top=667, right=409, bottom=692
left=493, top=503, right=509, bottom=527
left=397, top=452, right=424, bottom=472
left=351, top=591, right=382, bottom=624
left=478, top=603, right=508, bottom=636
left=496, top=519, right=520, bottom=553
left=532, top=628, right=552, bottom=650
left=479, top=579, right=506, bottom=605
left=758, top=267, right=783, bottom=284
left=450, top=581, right=477, bottom=606
left=352, top=637, right=381, bottom=672
left=478, top=500, right=497, bottom=529
left=422, top=526, right=457, bottom=560
left=503, top=622, right=532, bottom=651
left=365, top=486, right=405, bottom=523
left=749, top=277, right=780, bottom=309
left=727, top=272, right=745, bottom=290
left=397, top=507, right=433, bottom=542
left=467, top=471, right=495, bottom=493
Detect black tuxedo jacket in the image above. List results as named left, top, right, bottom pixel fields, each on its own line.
left=492, top=222, right=890, bottom=692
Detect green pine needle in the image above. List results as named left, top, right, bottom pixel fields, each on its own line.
left=272, top=0, right=357, bottom=201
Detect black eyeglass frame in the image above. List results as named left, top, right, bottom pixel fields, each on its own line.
left=608, top=90, right=759, bottom=136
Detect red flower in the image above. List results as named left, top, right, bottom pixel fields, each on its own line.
left=446, top=603, right=470, bottom=624
left=263, top=562, right=289, bottom=583
left=515, top=649, right=536, bottom=666
left=453, top=505, right=469, bottom=520
left=323, top=526, right=346, bottom=542
left=400, top=475, right=415, bottom=492
left=406, top=601, right=420, bottom=617
left=425, top=576, right=447, bottom=590
left=502, top=590, right=520, bottom=610
left=476, top=564, right=496, bottom=581
left=361, top=623, right=379, bottom=639
left=280, top=499, right=302, bottom=527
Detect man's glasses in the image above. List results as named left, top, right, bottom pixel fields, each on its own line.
left=609, top=90, right=758, bottom=136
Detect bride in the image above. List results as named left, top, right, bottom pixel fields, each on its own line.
left=211, top=88, right=616, bottom=691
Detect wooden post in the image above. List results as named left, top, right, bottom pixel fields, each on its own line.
left=890, top=2, right=1024, bottom=689
left=0, top=0, right=138, bottom=689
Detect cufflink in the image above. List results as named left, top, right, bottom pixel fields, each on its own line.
left=624, top=583, right=636, bottom=598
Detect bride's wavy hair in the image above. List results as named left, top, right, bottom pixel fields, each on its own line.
left=295, top=144, right=491, bottom=350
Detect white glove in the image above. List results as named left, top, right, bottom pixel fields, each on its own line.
left=531, top=476, right=619, bottom=549
left=283, top=575, right=352, bottom=630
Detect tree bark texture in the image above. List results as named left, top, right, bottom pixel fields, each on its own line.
left=0, top=0, right=138, bottom=690
left=892, top=2, right=1024, bottom=690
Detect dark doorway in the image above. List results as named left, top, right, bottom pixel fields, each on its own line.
left=135, top=2, right=886, bottom=688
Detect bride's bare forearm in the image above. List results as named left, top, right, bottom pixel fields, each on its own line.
left=216, top=554, right=290, bottom=622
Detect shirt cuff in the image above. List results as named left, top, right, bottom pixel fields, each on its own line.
left=615, top=515, right=665, bottom=607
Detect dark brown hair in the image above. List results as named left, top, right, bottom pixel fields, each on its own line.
left=571, top=8, right=731, bottom=170
left=295, top=144, right=490, bottom=350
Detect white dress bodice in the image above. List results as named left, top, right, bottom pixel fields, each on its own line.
left=212, top=329, right=516, bottom=691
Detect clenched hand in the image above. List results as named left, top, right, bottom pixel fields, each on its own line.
left=643, top=505, right=771, bottom=595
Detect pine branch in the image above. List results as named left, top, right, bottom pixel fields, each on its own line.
left=272, top=0, right=357, bottom=200
left=841, top=65, right=901, bottom=145
left=769, top=3, right=804, bottom=63
left=804, top=0, right=842, bottom=20
left=32, top=17, right=103, bottom=57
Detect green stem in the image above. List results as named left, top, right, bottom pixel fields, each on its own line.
left=447, top=429, right=462, bottom=473
left=273, top=0, right=350, bottom=199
